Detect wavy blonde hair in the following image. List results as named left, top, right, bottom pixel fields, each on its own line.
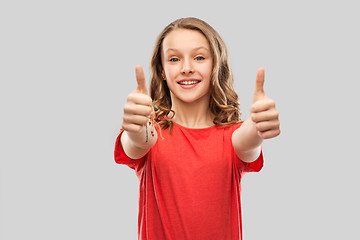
left=149, top=17, right=242, bottom=131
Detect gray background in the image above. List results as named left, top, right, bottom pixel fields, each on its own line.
left=1, top=0, right=359, bottom=239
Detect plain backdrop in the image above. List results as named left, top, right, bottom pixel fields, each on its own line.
left=1, top=0, right=359, bottom=239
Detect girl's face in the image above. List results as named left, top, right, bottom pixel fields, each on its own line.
left=161, top=29, right=213, bottom=105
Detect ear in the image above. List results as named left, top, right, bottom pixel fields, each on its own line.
left=161, top=71, right=166, bottom=80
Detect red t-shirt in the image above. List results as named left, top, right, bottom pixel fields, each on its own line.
left=114, top=122, right=263, bottom=240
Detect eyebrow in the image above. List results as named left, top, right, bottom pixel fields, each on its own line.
left=164, top=46, right=210, bottom=53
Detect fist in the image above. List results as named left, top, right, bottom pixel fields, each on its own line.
left=122, top=65, right=153, bottom=133
left=250, top=68, right=280, bottom=139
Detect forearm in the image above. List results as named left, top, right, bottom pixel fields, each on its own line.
left=120, top=125, right=157, bottom=159
left=232, top=68, right=280, bottom=162
left=232, top=117, right=263, bottom=163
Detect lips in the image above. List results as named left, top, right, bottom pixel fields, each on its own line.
left=177, top=79, right=201, bottom=85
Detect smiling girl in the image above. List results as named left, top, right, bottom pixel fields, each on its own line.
left=115, top=17, right=280, bottom=240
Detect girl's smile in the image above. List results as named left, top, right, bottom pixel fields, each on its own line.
left=177, top=78, right=201, bottom=88
left=161, top=29, right=213, bottom=104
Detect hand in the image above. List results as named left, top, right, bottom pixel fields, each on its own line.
left=122, top=65, right=153, bottom=133
left=251, top=68, right=280, bottom=139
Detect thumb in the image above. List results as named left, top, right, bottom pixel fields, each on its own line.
left=135, top=65, right=148, bottom=94
left=253, top=67, right=265, bottom=101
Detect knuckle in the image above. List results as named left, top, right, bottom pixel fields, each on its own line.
left=274, top=111, right=279, bottom=119
left=139, top=116, right=149, bottom=125
left=251, top=113, right=258, bottom=122
left=145, top=106, right=152, bottom=116
left=122, top=115, right=131, bottom=124
left=123, top=105, right=131, bottom=113
left=127, top=93, right=135, bottom=102
left=251, top=105, right=257, bottom=113
left=269, top=99, right=276, bottom=106
left=269, top=111, right=278, bottom=121
left=276, top=119, right=280, bottom=127
left=256, top=122, right=262, bottom=131
left=274, top=130, right=280, bottom=137
left=122, top=123, right=130, bottom=131
left=145, top=96, right=152, bottom=105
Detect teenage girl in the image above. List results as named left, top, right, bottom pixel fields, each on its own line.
left=115, top=17, right=280, bottom=240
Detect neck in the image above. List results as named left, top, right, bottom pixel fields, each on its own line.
left=170, top=94, right=214, bottom=128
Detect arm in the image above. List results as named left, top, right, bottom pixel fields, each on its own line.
left=232, top=68, right=280, bottom=163
left=120, top=65, right=158, bottom=159
left=121, top=124, right=157, bottom=159
left=232, top=117, right=263, bottom=163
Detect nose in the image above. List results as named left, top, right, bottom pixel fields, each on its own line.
left=181, top=60, right=194, bottom=74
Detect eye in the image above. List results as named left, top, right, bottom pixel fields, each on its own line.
left=169, top=58, right=179, bottom=62
left=195, top=56, right=205, bottom=61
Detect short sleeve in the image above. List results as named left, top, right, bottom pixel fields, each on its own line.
left=114, top=129, right=146, bottom=170
left=229, top=123, right=264, bottom=173
left=242, top=150, right=264, bottom=173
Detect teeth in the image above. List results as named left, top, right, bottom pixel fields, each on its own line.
left=178, top=81, right=200, bottom=85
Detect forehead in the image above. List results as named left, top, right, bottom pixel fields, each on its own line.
left=162, top=29, right=210, bottom=53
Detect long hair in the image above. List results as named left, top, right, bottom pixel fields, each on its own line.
left=149, top=17, right=242, bottom=131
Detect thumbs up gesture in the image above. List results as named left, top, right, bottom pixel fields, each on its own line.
left=250, top=68, right=280, bottom=139
left=122, top=65, right=153, bottom=133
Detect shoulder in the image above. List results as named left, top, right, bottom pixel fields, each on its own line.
left=221, top=122, right=243, bottom=134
